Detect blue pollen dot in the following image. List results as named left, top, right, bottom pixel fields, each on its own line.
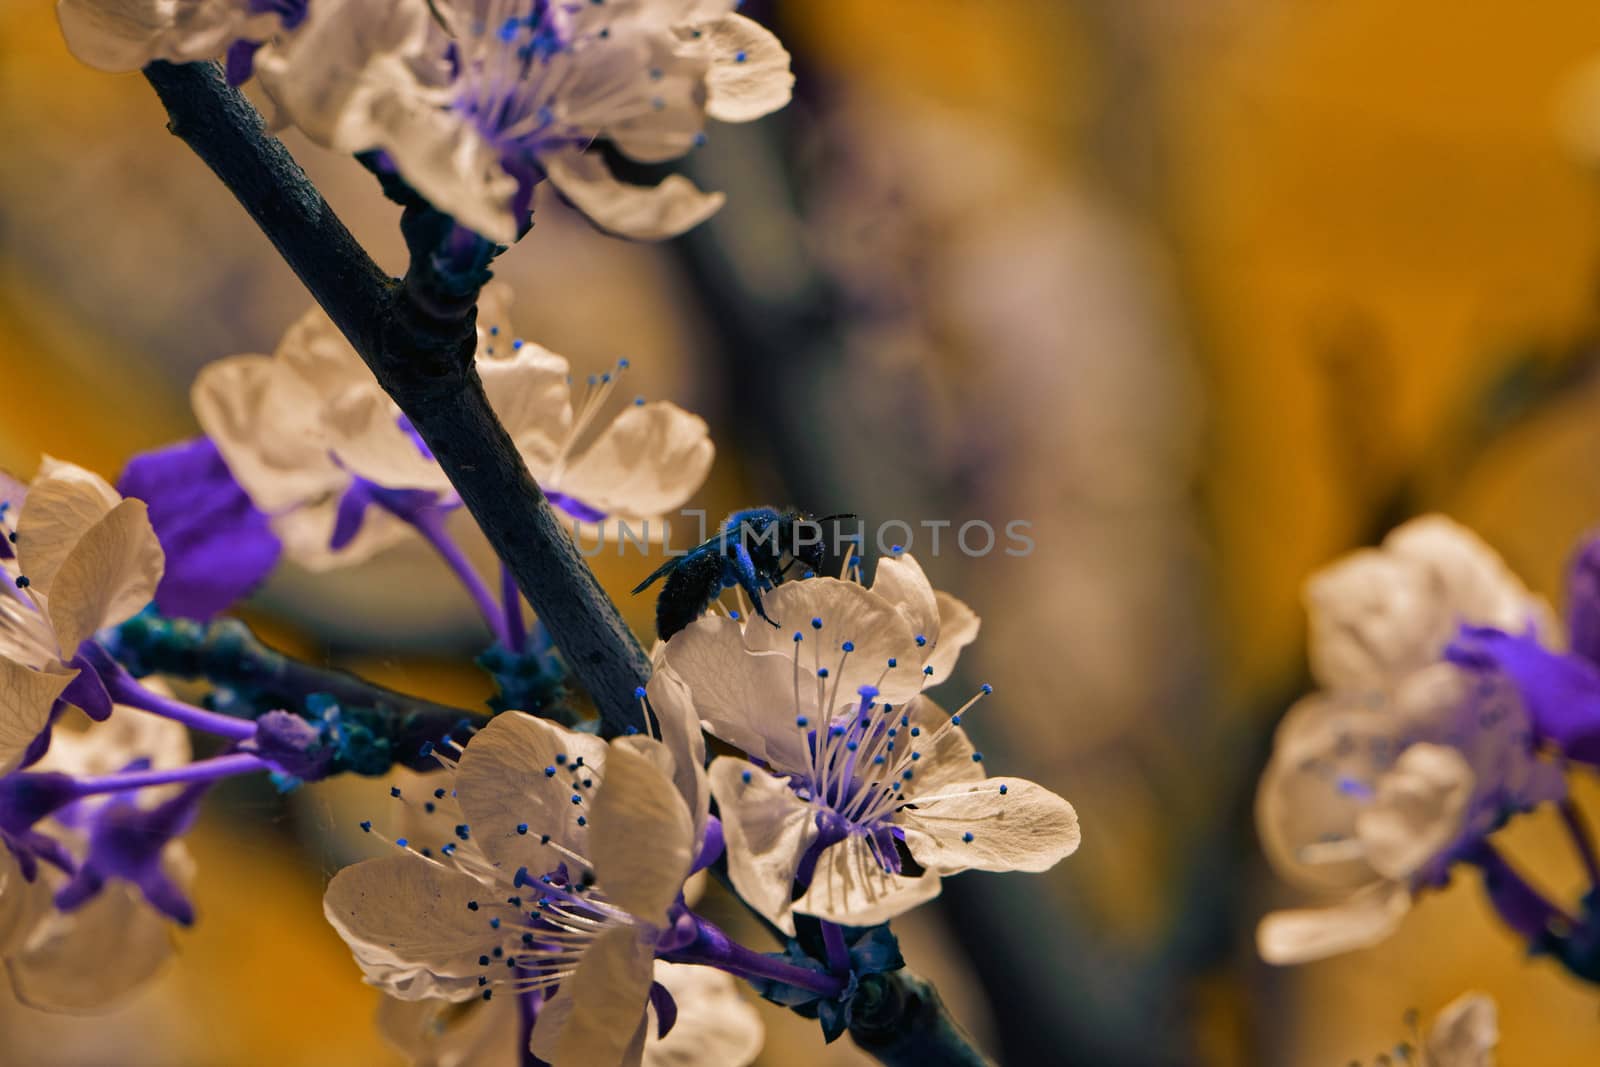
left=796, top=716, right=809, bottom=728
left=434, top=788, right=447, bottom=799
left=847, top=740, right=859, bottom=751
left=735, top=50, right=747, bottom=62
left=395, top=838, right=409, bottom=849
left=999, top=784, right=1009, bottom=795
left=873, top=755, right=886, bottom=765
left=390, top=786, right=402, bottom=798
left=455, top=825, right=471, bottom=841
left=424, top=802, right=436, bottom=814
left=489, top=918, right=501, bottom=929
left=479, top=976, right=488, bottom=987
left=817, top=668, right=830, bottom=679
left=545, top=766, right=556, bottom=778
left=887, top=658, right=898, bottom=668
left=359, top=821, right=372, bottom=833
left=516, top=824, right=529, bottom=835
left=555, top=754, right=567, bottom=765
left=910, top=727, right=921, bottom=737
left=742, top=770, right=753, bottom=783
left=419, top=742, right=433, bottom=757
left=479, top=955, right=490, bottom=966
left=573, top=757, right=584, bottom=769
left=634, top=686, right=646, bottom=698
left=624, top=725, right=639, bottom=735
left=570, top=794, right=582, bottom=805
left=972, top=753, right=984, bottom=762
left=915, top=635, right=927, bottom=647
left=13, top=576, right=27, bottom=589
left=923, top=666, right=934, bottom=677
left=951, top=715, right=963, bottom=726
left=489, top=325, right=500, bottom=335
left=794, top=632, right=804, bottom=642
left=467, top=901, right=479, bottom=911
left=634, top=396, right=646, bottom=406
left=493, top=946, right=504, bottom=958
left=891, top=544, right=903, bottom=553
left=540, top=834, right=551, bottom=845
left=523, top=933, right=535, bottom=946
left=582, top=778, right=592, bottom=788
left=981, top=683, right=994, bottom=694
left=576, top=816, right=587, bottom=826
left=911, top=752, right=921, bottom=761
left=483, top=990, right=494, bottom=1001
left=729, top=609, right=741, bottom=620
left=618, top=358, right=630, bottom=369
left=811, top=617, right=823, bottom=629
left=902, top=769, right=914, bottom=780
left=513, top=338, right=524, bottom=349
left=962, top=832, right=975, bottom=843
left=442, top=843, right=457, bottom=856
left=842, top=641, right=855, bottom=652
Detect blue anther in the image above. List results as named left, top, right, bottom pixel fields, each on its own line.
left=390, top=786, right=402, bottom=798
left=634, top=686, right=647, bottom=698
left=811, top=617, right=823, bottom=629
left=359, top=820, right=372, bottom=833
left=516, top=823, right=529, bottom=835
left=999, top=784, right=1009, bottom=795
left=981, top=683, right=994, bottom=694
left=962, top=832, right=974, bottom=843
left=741, top=770, right=753, bottom=784
left=842, top=641, right=855, bottom=652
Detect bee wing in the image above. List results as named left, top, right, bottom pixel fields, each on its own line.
left=630, top=538, right=722, bottom=594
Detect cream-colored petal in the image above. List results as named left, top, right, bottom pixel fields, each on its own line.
left=1355, top=743, right=1473, bottom=881
left=899, top=698, right=984, bottom=794
left=453, top=712, right=608, bottom=875
left=0, top=660, right=75, bottom=776
left=741, top=578, right=925, bottom=706
left=529, top=926, right=654, bottom=1067
left=7, top=882, right=177, bottom=1013
left=643, top=669, right=710, bottom=848
left=1256, top=882, right=1412, bottom=964
left=544, top=148, right=725, bottom=241
left=700, top=14, right=793, bottom=123
left=707, top=756, right=814, bottom=934
left=324, top=854, right=518, bottom=988
left=792, top=834, right=942, bottom=927
left=46, top=498, right=165, bottom=654
left=191, top=354, right=347, bottom=511
left=556, top=402, right=713, bottom=521
left=324, top=388, right=452, bottom=492
left=1424, top=993, right=1498, bottom=1067
left=15, top=458, right=120, bottom=597
left=54, top=0, right=275, bottom=72
left=591, top=741, right=695, bottom=926
left=870, top=554, right=941, bottom=653
left=1387, top=516, right=1539, bottom=635
left=660, top=616, right=811, bottom=771
left=900, top=777, right=1079, bottom=875
left=0, top=847, right=50, bottom=958
left=478, top=342, right=573, bottom=471
left=377, top=993, right=518, bottom=1067
left=271, top=494, right=416, bottom=572
left=925, top=591, right=980, bottom=684
left=645, top=962, right=764, bottom=1067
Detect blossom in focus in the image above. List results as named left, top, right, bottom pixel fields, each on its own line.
left=324, top=706, right=717, bottom=1066
left=1, top=706, right=198, bottom=1013
left=256, top=0, right=794, bottom=243
left=375, top=960, right=763, bottom=1067
left=192, top=288, right=712, bottom=570
left=55, top=0, right=307, bottom=84
left=0, top=459, right=164, bottom=773
left=1255, top=516, right=1563, bottom=963
left=656, top=558, right=1078, bottom=932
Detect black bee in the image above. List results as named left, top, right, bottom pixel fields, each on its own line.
left=633, top=508, right=852, bottom=640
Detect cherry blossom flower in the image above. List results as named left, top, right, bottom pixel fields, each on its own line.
left=1256, top=516, right=1563, bottom=963
left=0, top=459, right=164, bottom=773
left=191, top=288, right=712, bottom=573
left=324, top=709, right=718, bottom=1066
left=1, top=706, right=198, bottom=1013
left=1348, top=993, right=1498, bottom=1067
left=55, top=0, right=307, bottom=84
left=655, top=567, right=1078, bottom=933
left=255, top=0, right=794, bottom=243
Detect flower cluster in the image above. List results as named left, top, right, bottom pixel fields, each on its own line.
left=1257, top=515, right=1600, bottom=974
left=57, top=0, right=793, bottom=243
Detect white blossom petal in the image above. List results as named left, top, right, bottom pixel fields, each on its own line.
left=1256, top=882, right=1412, bottom=965
left=1425, top=993, right=1499, bottom=1067
left=900, top=777, right=1080, bottom=874
left=544, top=148, right=725, bottom=242
left=15, top=458, right=121, bottom=598
left=741, top=579, right=925, bottom=706
left=0, top=848, right=50, bottom=958
left=646, top=962, right=764, bottom=1067
left=324, top=388, right=452, bottom=492
left=707, top=756, right=815, bottom=934
left=55, top=0, right=276, bottom=73
left=792, top=834, right=942, bottom=927
left=590, top=741, right=695, bottom=926
left=870, top=554, right=941, bottom=653
left=0, top=659, right=76, bottom=775
left=529, top=926, right=653, bottom=1067
left=453, top=712, right=608, bottom=875
left=46, top=498, right=165, bottom=656
left=1354, top=743, right=1473, bottom=881
left=377, top=994, right=517, bottom=1067
left=641, top=669, right=710, bottom=848
left=699, top=14, right=794, bottom=123
left=925, top=591, right=980, bottom=684
left=324, top=853, right=518, bottom=994
left=478, top=343, right=573, bottom=477
left=556, top=402, right=713, bottom=522
left=661, top=617, right=812, bottom=770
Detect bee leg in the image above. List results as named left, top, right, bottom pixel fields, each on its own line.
left=730, top=543, right=781, bottom=628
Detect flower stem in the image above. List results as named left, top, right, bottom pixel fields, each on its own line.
left=70, top=752, right=269, bottom=798
left=96, top=654, right=257, bottom=741
left=821, top=920, right=851, bottom=974
left=665, top=912, right=844, bottom=999
left=1562, top=800, right=1600, bottom=891
left=501, top=561, right=528, bottom=653
left=394, top=504, right=513, bottom=648
left=1467, top=840, right=1576, bottom=941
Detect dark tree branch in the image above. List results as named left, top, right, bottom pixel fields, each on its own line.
left=141, top=60, right=649, bottom=737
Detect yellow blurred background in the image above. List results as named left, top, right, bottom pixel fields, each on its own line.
left=6, top=0, right=1600, bottom=1063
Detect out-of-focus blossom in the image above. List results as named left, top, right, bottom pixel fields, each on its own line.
left=376, top=960, right=762, bottom=1067
left=256, top=0, right=793, bottom=243
left=55, top=0, right=307, bottom=84
left=0, top=459, right=164, bottom=773
left=1349, top=993, right=1498, bottom=1067
left=657, top=564, right=1078, bottom=933
left=192, top=286, right=711, bottom=570
left=1, top=706, right=198, bottom=1013
left=1256, top=516, right=1563, bottom=963
left=324, top=709, right=716, bottom=1066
